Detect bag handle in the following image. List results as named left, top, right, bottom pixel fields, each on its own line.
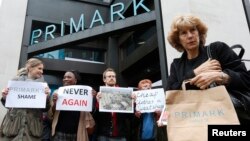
left=230, top=44, right=250, bottom=62
left=181, top=80, right=190, bottom=91
left=208, top=44, right=250, bottom=62
left=210, top=44, right=246, bottom=59
left=207, top=44, right=212, bottom=58
left=231, top=44, right=245, bottom=59
left=206, top=45, right=217, bottom=88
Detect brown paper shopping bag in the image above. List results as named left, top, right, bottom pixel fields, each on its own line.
left=166, top=85, right=239, bottom=141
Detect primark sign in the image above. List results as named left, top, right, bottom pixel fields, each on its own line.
left=30, top=0, right=151, bottom=45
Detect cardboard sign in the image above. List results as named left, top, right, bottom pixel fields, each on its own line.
left=134, top=88, right=165, bottom=113
left=5, top=81, right=47, bottom=108
left=56, top=85, right=93, bottom=111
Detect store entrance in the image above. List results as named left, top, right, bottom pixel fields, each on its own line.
left=121, top=49, right=161, bottom=88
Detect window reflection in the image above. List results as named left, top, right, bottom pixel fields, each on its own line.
left=36, top=48, right=105, bottom=63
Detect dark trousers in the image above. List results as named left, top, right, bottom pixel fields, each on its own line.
left=141, top=139, right=155, bottom=141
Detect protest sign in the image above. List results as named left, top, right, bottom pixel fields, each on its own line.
left=99, top=86, right=133, bottom=113
left=5, top=81, right=47, bottom=108
left=134, top=88, right=165, bottom=113
left=56, top=85, right=93, bottom=111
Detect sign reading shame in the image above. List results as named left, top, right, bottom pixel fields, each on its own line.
left=135, top=88, right=165, bottom=113
left=56, top=85, right=93, bottom=111
left=5, top=81, right=47, bottom=108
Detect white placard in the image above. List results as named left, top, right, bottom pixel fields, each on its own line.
left=56, top=85, right=93, bottom=111
left=5, top=81, right=47, bottom=108
left=134, top=88, right=165, bottom=113
left=99, top=86, right=133, bottom=113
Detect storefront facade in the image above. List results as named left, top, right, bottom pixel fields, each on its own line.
left=22, top=0, right=168, bottom=91
left=1, top=0, right=250, bottom=122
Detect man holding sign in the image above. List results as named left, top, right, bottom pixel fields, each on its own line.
left=50, top=70, right=95, bottom=141
left=95, top=68, right=133, bottom=141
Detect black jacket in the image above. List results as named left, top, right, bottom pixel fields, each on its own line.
left=167, top=41, right=249, bottom=91
left=166, top=41, right=250, bottom=123
left=94, top=110, right=132, bottom=137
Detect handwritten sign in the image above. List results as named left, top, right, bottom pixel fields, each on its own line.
left=99, top=86, right=133, bottom=113
left=134, top=88, right=165, bottom=113
left=56, top=85, right=93, bottom=111
left=5, top=81, right=47, bottom=108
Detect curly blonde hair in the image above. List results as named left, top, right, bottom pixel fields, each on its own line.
left=167, top=14, right=208, bottom=52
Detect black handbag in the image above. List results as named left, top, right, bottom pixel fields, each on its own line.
left=227, top=89, right=250, bottom=119
left=207, top=44, right=250, bottom=122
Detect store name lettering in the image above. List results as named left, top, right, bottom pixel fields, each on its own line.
left=30, top=0, right=150, bottom=45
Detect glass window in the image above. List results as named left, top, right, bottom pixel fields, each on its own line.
left=35, top=48, right=105, bottom=63
left=31, top=21, right=106, bottom=64
left=35, top=49, right=65, bottom=60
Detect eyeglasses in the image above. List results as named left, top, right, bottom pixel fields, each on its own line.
left=106, top=75, right=116, bottom=78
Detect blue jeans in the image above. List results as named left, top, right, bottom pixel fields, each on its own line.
left=97, top=136, right=126, bottom=141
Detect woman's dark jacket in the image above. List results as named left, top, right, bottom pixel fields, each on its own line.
left=167, top=41, right=249, bottom=91
left=166, top=41, right=250, bottom=123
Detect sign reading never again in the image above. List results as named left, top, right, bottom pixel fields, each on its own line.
left=56, top=85, right=93, bottom=111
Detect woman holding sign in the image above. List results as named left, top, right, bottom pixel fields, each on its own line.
left=133, top=79, right=167, bottom=141
left=0, top=58, right=51, bottom=141
left=49, top=70, right=95, bottom=141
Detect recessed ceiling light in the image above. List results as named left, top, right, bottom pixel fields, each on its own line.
left=137, top=41, right=145, bottom=45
